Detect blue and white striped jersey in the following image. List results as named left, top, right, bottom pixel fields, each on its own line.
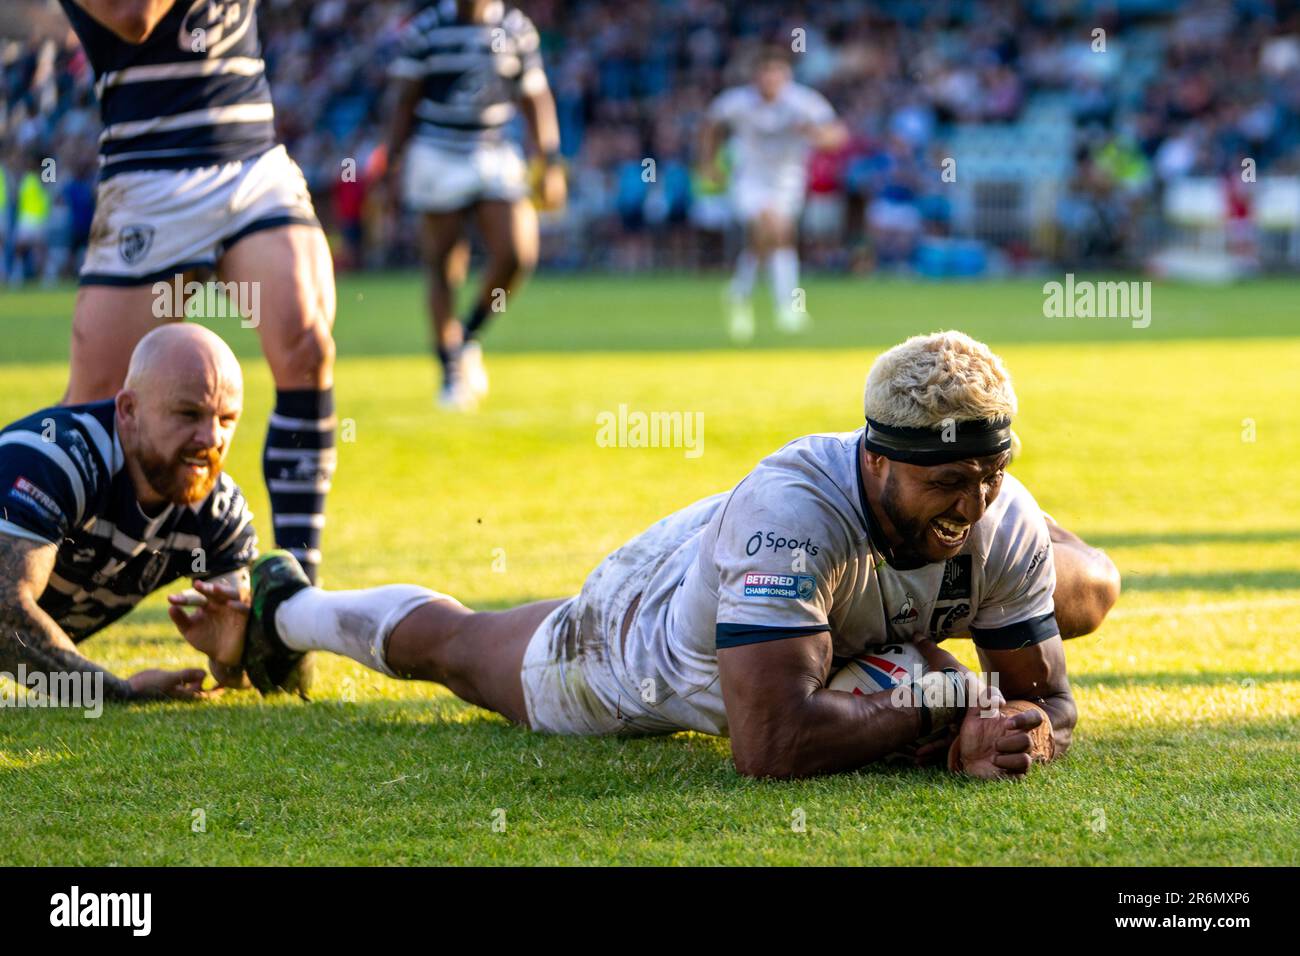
left=59, top=0, right=277, bottom=178
left=0, top=401, right=258, bottom=642
left=391, top=0, right=548, bottom=151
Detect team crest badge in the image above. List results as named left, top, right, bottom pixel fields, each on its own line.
left=138, top=551, right=170, bottom=594
left=118, top=225, right=155, bottom=265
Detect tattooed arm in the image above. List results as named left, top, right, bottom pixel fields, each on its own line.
left=0, top=533, right=207, bottom=702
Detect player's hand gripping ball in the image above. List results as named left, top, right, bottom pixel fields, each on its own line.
left=828, top=643, right=954, bottom=763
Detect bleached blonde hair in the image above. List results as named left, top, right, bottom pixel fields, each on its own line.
left=863, top=331, right=1016, bottom=428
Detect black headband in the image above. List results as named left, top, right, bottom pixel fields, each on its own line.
left=863, top=416, right=1013, bottom=466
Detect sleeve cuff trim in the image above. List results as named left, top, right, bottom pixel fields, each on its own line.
left=970, top=611, right=1059, bottom=650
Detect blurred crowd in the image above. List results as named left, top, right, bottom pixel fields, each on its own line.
left=5, top=0, right=1300, bottom=281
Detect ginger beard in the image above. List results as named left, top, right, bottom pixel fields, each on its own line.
left=134, top=425, right=225, bottom=505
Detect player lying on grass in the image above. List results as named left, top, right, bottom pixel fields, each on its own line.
left=0, top=325, right=257, bottom=703
left=197, top=331, right=1120, bottom=779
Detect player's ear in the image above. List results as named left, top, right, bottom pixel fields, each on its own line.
left=862, top=448, right=888, bottom=477
left=115, top=389, right=138, bottom=427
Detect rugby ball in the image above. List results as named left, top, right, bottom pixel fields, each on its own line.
left=829, top=643, right=928, bottom=696
left=829, top=643, right=950, bottom=758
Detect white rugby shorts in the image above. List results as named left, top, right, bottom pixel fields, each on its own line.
left=81, top=144, right=319, bottom=285
left=730, top=172, right=806, bottom=224
left=401, top=138, right=528, bottom=213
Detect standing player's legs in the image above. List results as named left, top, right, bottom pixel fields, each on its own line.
left=62, top=278, right=203, bottom=402
left=727, top=184, right=766, bottom=343
left=218, top=224, right=337, bottom=584
left=765, top=210, right=807, bottom=333
left=457, top=197, right=538, bottom=398
left=417, top=209, right=471, bottom=404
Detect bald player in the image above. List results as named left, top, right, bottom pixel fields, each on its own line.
left=0, top=325, right=257, bottom=704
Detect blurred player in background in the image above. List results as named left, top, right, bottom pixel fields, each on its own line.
left=54, top=0, right=337, bottom=585
left=700, top=48, right=847, bottom=343
left=385, top=0, right=564, bottom=411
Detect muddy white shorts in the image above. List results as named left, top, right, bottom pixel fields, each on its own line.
left=520, top=536, right=686, bottom=738
left=401, top=138, right=528, bottom=213
left=81, top=145, right=319, bottom=285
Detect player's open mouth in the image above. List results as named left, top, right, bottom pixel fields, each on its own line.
left=930, top=517, right=969, bottom=547
left=180, top=454, right=211, bottom=475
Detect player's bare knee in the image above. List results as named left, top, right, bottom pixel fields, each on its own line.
left=275, top=320, right=335, bottom=386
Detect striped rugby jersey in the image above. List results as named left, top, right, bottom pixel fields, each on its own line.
left=391, top=0, right=548, bottom=151
left=59, top=0, right=277, bottom=178
left=0, top=401, right=258, bottom=642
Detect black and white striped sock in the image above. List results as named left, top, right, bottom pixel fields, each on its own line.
left=263, top=388, right=336, bottom=584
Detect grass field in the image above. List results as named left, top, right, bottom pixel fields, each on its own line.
left=1, top=273, right=1297, bottom=865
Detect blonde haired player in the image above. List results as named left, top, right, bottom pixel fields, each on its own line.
left=699, top=48, right=847, bottom=342
left=200, top=332, right=1119, bottom=780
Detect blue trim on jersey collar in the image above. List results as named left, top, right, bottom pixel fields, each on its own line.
left=853, top=430, right=873, bottom=539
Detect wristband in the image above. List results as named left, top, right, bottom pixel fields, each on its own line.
left=903, top=670, right=968, bottom=734
left=925, top=668, right=968, bottom=728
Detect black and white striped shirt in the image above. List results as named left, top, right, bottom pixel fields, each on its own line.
left=391, top=0, right=548, bottom=151
left=59, top=0, right=277, bottom=178
left=0, top=401, right=258, bottom=642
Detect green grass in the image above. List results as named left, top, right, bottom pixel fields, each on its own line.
left=1, top=273, right=1297, bottom=865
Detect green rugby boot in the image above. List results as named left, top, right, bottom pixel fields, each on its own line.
left=242, top=550, right=315, bottom=700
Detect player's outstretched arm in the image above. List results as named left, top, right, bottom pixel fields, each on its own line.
left=718, top=631, right=984, bottom=779
left=0, top=533, right=207, bottom=703
left=72, top=0, right=177, bottom=45
left=977, top=635, right=1076, bottom=759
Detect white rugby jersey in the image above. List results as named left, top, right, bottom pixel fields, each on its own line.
left=707, top=82, right=835, bottom=190
left=603, top=429, right=1057, bottom=736
left=390, top=0, right=547, bottom=152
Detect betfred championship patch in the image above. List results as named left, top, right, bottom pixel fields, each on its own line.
left=10, top=476, right=61, bottom=523
left=743, top=572, right=816, bottom=601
